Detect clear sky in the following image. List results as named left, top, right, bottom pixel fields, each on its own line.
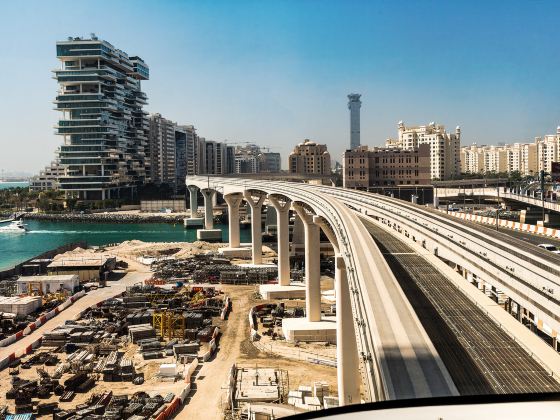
left=1, top=0, right=559, bottom=173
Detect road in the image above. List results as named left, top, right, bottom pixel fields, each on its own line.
left=363, top=218, right=560, bottom=395
left=180, top=286, right=252, bottom=420
left=458, top=217, right=560, bottom=248
left=0, top=264, right=150, bottom=361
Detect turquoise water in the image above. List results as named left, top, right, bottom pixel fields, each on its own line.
left=0, top=182, right=29, bottom=189
left=0, top=219, right=251, bottom=271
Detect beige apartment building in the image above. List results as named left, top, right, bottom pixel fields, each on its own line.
left=289, top=139, right=331, bottom=175
left=386, top=121, right=461, bottom=180
left=343, top=144, right=431, bottom=188
left=461, top=127, right=560, bottom=176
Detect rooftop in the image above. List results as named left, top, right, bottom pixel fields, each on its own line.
left=48, top=255, right=115, bottom=269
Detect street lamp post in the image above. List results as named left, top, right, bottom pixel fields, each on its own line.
left=541, top=169, right=545, bottom=225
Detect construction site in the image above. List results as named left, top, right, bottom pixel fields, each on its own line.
left=0, top=280, right=230, bottom=419
left=0, top=229, right=342, bottom=420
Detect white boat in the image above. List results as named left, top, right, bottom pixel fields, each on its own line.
left=0, top=220, right=28, bottom=233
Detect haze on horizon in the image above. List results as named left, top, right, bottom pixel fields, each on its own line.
left=0, top=0, right=559, bottom=173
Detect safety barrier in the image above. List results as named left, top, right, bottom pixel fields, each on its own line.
left=0, top=336, right=42, bottom=372
left=0, top=290, right=85, bottom=348
left=445, top=211, right=560, bottom=239
left=220, top=296, right=231, bottom=320
left=183, top=358, right=199, bottom=383
left=154, top=383, right=192, bottom=419
left=201, top=326, right=220, bottom=362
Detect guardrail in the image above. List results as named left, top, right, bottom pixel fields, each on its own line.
left=445, top=210, right=560, bottom=239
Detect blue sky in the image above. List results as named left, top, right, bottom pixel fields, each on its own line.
left=1, top=0, right=559, bottom=173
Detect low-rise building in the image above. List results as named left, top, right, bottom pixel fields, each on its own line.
left=343, top=144, right=431, bottom=189
left=47, top=255, right=116, bottom=282
left=29, top=160, right=66, bottom=191
left=17, top=274, right=79, bottom=295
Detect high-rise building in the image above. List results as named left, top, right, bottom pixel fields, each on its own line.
left=387, top=121, right=461, bottom=180
left=196, top=138, right=235, bottom=175
left=184, top=125, right=198, bottom=177
left=175, top=124, right=196, bottom=187
left=536, top=129, right=560, bottom=173
left=348, top=93, right=361, bottom=149
left=258, top=152, right=281, bottom=173
left=289, top=139, right=331, bottom=175
left=53, top=35, right=149, bottom=200
left=460, top=133, right=555, bottom=177
left=147, top=113, right=176, bottom=188
left=460, top=144, right=485, bottom=174
left=233, top=144, right=281, bottom=174
left=343, top=144, right=431, bottom=188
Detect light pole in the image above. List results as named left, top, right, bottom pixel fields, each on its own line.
left=541, top=169, right=545, bottom=225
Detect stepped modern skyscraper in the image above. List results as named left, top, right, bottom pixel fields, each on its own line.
left=347, top=93, right=361, bottom=149
left=54, top=35, right=149, bottom=200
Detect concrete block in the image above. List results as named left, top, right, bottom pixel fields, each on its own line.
left=218, top=247, right=252, bottom=258
left=196, top=229, right=222, bottom=241
left=282, top=316, right=337, bottom=344
left=259, top=283, right=306, bottom=300
left=184, top=217, right=204, bottom=228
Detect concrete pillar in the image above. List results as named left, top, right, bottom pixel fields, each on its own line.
left=224, top=193, right=243, bottom=248
left=292, top=213, right=305, bottom=245
left=201, top=188, right=215, bottom=230
left=244, top=191, right=266, bottom=265
left=265, top=206, right=277, bottom=234
left=268, top=195, right=292, bottom=286
left=293, top=203, right=321, bottom=322
left=187, top=185, right=198, bottom=217
left=335, top=255, right=361, bottom=406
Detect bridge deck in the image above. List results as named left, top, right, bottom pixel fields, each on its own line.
left=364, top=219, right=560, bottom=395
left=189, top=176, right=458, bottom=400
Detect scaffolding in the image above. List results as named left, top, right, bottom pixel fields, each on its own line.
left=152, top=311, right=185, bottom=340
left=27, top=282, right=44, bottom=296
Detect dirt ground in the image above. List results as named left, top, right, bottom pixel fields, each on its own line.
left=175, top=284, right=338, bottom=420
left=1, top=244, right=338, bottom=419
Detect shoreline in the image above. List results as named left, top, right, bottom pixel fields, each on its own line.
left=21, top=212, right=187, bottom=224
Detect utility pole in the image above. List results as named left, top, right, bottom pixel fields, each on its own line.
left=496, top=178, right=500, bottom=231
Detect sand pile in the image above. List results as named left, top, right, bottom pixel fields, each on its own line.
left=105, top=240, right=227, bottom=259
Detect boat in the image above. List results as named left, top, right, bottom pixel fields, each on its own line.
left=0, top=220, right=28, bottom=233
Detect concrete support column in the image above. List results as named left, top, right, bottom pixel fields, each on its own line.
left=293, top=203, right=321, bottom=322
left=224, top=193, right=243, bottom=248
left=187, top=185, right=198, bottom=217
left=201, top=188, right=216, bottom=230
left=244, top=191, right=266, bottom=265
left=268, top=195, right=292, bottom=286
left=335, top=255, right=361, bottom=406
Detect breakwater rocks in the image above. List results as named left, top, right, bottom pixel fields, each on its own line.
left=22, top=212, right=186, bottom=224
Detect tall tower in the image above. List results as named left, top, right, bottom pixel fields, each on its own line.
left=347, top=93, right=361, bottom=149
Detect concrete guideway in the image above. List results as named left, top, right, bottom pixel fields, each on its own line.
left=187, top=176, right=459, bottom=403
left=435, top=186, right=560, bottom=214
left=0, top=269, right=150, bottom=361
left=312, top=185, right=560, bottom=341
